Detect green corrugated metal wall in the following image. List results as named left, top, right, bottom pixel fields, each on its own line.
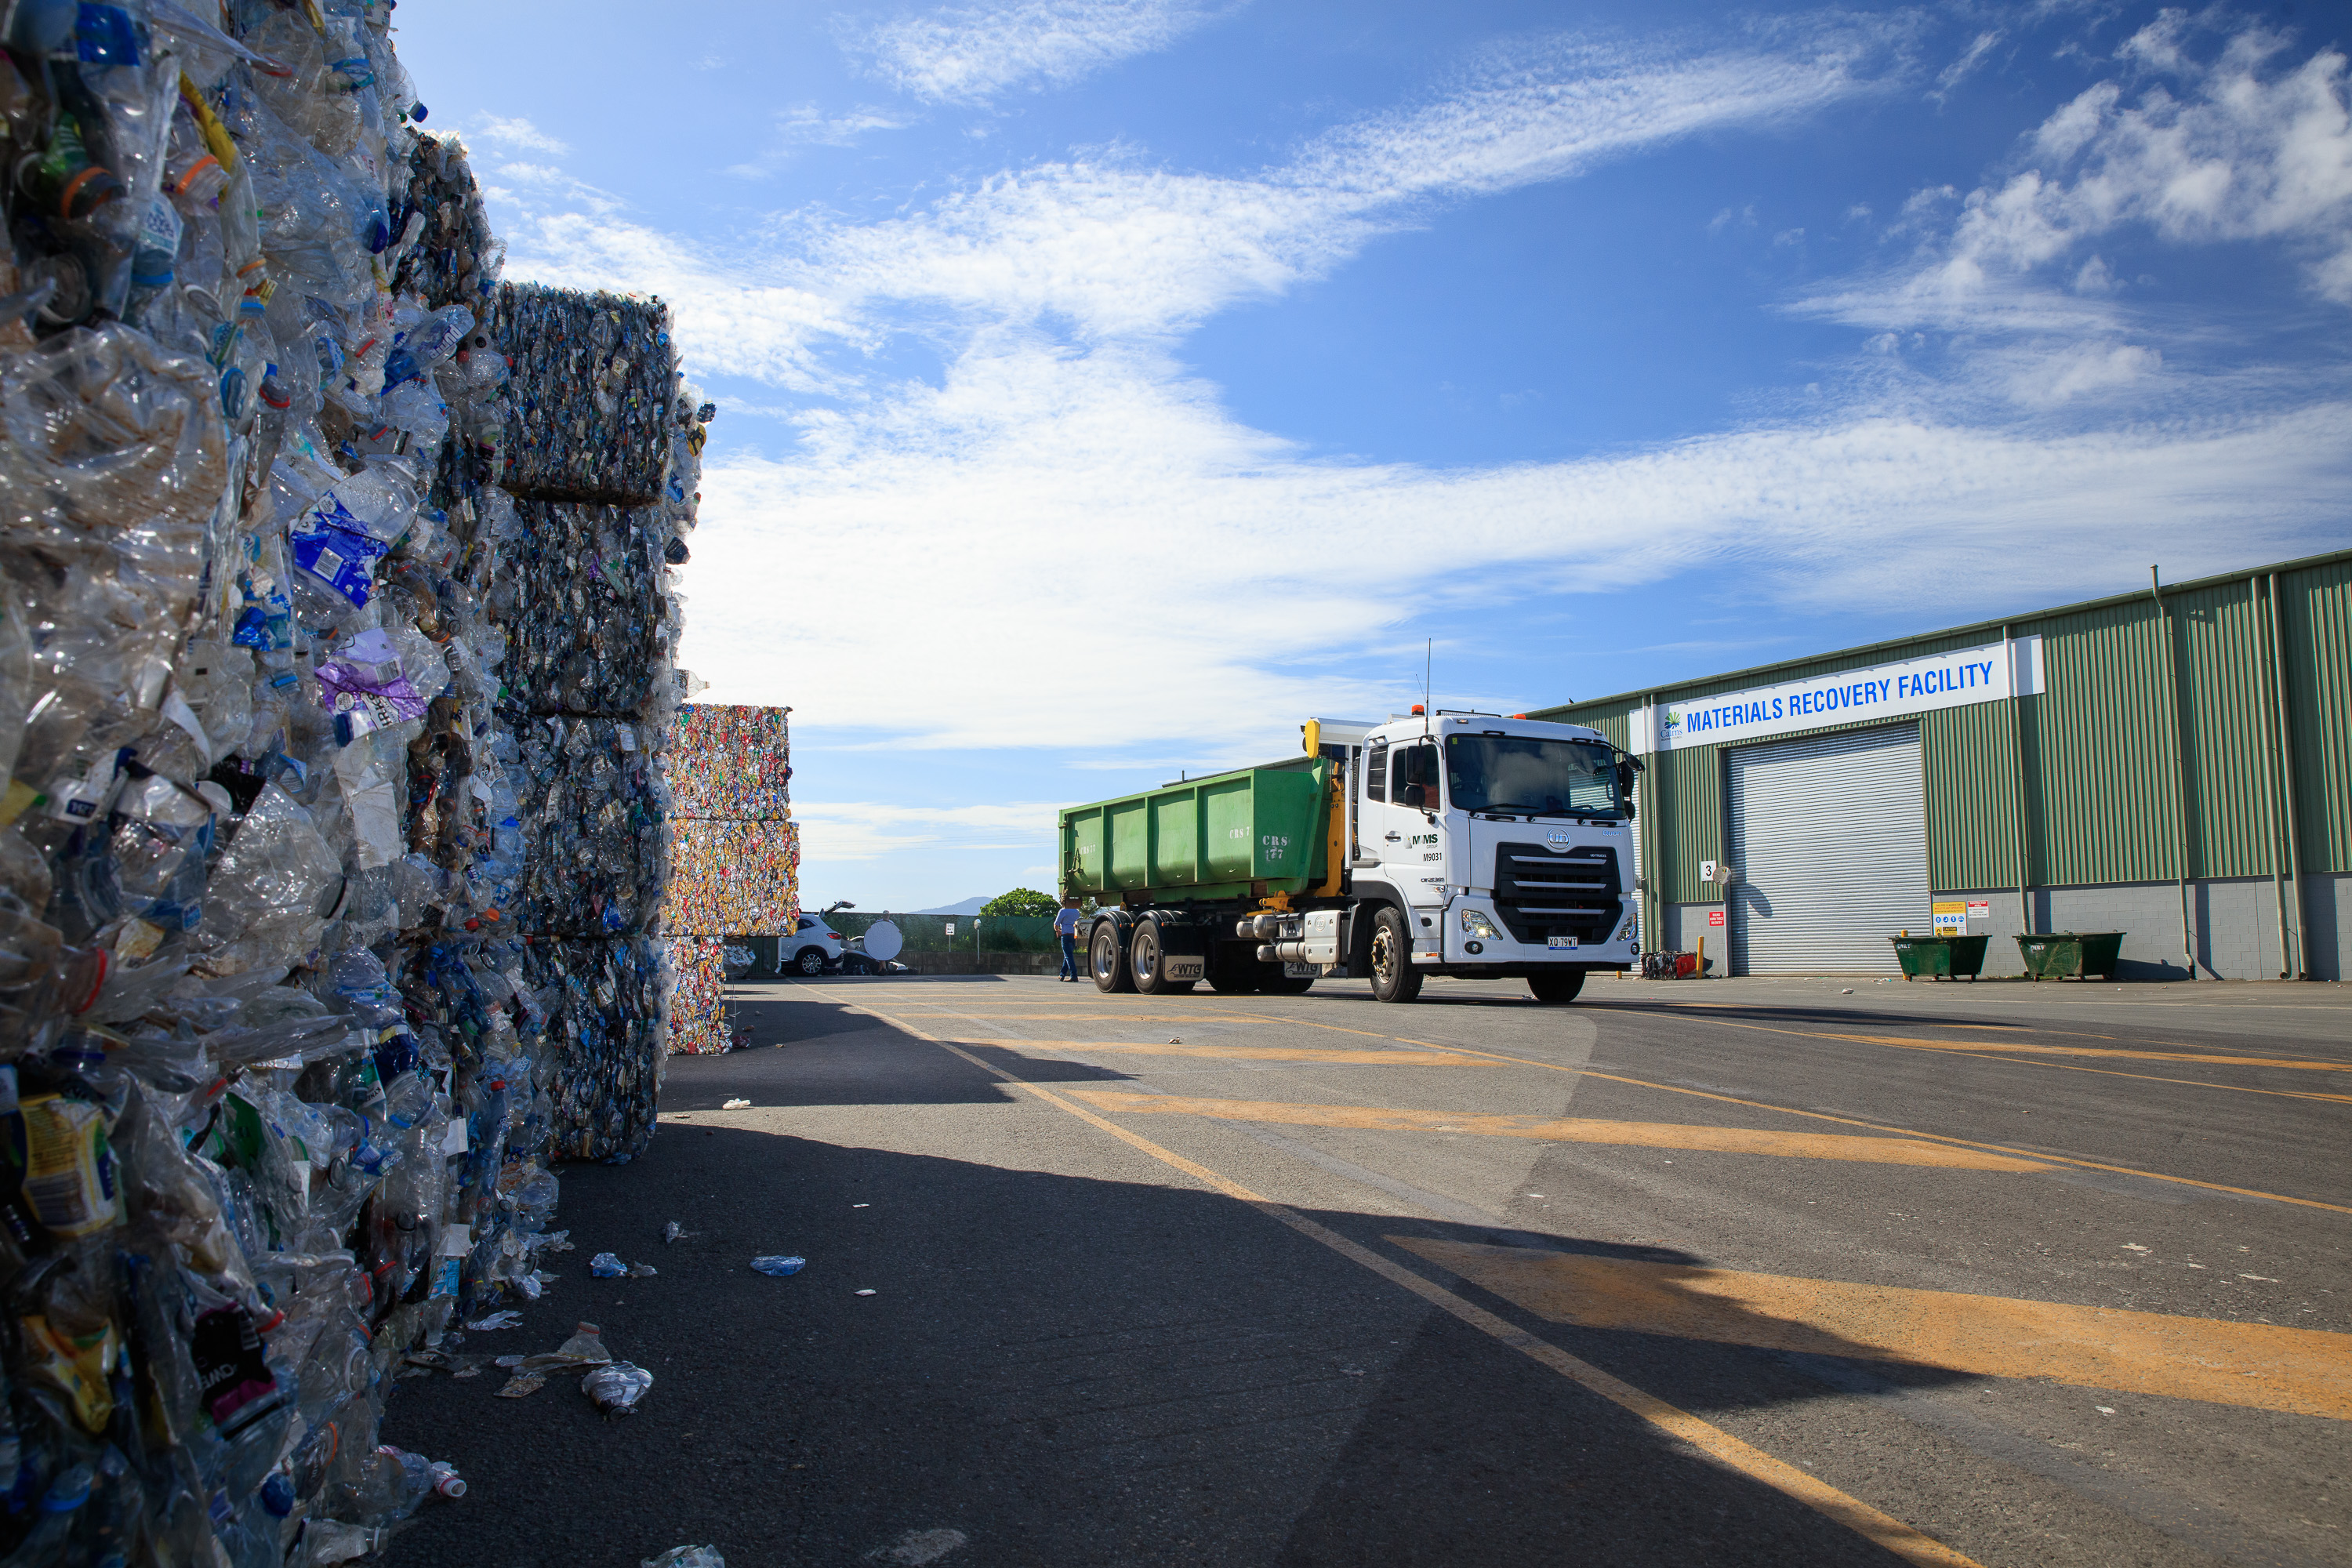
left=2282, top=559, right=2352, bottom=874
left=1922, top=702, right=2016, bottom=890
left=1542, top=552, right=2352, bottom=927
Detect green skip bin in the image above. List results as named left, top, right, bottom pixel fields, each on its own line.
left=1889, top=935, right=1988, bottom=981
left=2016, top=931, right=2127, bottom=981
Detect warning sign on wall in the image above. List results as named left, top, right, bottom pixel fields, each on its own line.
left=1707, top=909, right=1726, bottom=929
left=1932, top=901, right=1967, bottom=934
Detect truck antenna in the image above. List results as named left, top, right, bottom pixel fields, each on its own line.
left=1424, top=638, right=1432, bottom=726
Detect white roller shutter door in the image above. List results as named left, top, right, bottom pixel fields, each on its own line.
left=1727, top=724, right=1926, bottom=975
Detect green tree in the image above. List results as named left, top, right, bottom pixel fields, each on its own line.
left=981, top=887, right=1058, bottom=918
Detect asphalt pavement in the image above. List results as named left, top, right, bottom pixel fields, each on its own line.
left=383, top=971, right=2351, bottom=1568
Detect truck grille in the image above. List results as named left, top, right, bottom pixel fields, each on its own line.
left=1492, top=844, right=1623, bottom=946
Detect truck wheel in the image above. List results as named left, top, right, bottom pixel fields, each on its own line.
left=1131, top=918, right=1177, bottom=995
left=1529, top=970, right=1586, bottom=1004
left=1367, top=906, right=1423, bottom=1004
left=1091, top=922, right=1133, bottom=993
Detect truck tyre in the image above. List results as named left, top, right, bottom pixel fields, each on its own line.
left=1529, top=970, right=1586, bottom=1004
left=1131, top=918, right=1187, bottom=995
left=1208, top=964, right=1261, bottom=994
left=1367, top=906, right=1423, bottom=1004
left=793, top=946, right=827, bottom=976
left=1091, top=922, right=1134, bottom=993
left=1261, top=974, right=1314, bottom=994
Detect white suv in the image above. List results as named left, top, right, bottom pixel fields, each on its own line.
left=785, top=915, right=845, bottom=975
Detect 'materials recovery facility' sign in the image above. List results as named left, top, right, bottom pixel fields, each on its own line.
left=1633, top=637, right=2044, bottom=754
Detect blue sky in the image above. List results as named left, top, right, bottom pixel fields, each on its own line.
left=397, top=1, right=2352, bottom=913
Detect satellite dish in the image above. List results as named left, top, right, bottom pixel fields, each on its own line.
left=862, top=919, right=904, bottom=963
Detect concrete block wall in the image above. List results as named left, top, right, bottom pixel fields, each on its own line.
left=1939, top=876, right=2347, bottom=982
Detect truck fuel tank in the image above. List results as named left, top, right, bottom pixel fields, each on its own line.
left=1251, top=909, right=1345, bottom=966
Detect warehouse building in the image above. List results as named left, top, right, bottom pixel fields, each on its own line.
left=1534, top=550, right=2350, bottom=981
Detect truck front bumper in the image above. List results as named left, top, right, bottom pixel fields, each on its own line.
left=1439, top=897, right=1635, bottom=970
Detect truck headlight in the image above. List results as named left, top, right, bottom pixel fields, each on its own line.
left=1460, top=908, right=1498, bottom=938
left=1617, top=918, right=1638, bottom=943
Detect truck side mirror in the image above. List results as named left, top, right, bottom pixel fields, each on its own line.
left=1617, top=760, right=1638, bottom=814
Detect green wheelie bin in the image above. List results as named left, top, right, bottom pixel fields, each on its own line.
left=2016, top=931, right=2126, bottom=980
left=1890, top=935, right=1989, bottom=980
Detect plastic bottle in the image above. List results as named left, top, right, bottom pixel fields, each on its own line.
left=2, top=1462, right=93, bottom=1566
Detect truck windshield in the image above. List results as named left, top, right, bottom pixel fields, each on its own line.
left=1444, top=735, right=1622, bottom=817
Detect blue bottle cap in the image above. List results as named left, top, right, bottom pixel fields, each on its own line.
left=42, top=1466, right=92, bottom=1512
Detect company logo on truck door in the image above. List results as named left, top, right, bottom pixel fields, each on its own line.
left=1409, top=833, right=1439, bottom=847
left=1261, top=833, right=1291, bottom=861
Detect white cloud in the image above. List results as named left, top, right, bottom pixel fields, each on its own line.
left=471, top=114, right=568, bottom=155
left=725, top=106, right=915, bottom=179
left=791, top=800, right=1060, bottom=861
left=677, top=336, right=2352, bottom=750
left=844, top=0, right=1221, bottom=104
left=474, top=13, right=2351, bottom=766
left=1807, top=18, right=2352, bottom=331
left=1933, top=29, right=2003, bottom=100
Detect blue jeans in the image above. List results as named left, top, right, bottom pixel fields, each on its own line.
left=1059, top=935, right=1078, bottom=979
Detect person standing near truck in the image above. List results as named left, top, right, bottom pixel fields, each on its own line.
left=1054, top=897, right=1085, bottom=981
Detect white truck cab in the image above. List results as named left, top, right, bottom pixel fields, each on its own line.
left=1319, top=710, right=1640, bottom=999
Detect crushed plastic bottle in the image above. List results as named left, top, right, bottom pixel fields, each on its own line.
left=750, top=1255, right=808, bottom=1276
left=644, top=1547, right=727, bottom=1568
left=581, top=1359, right=654, bottom=1417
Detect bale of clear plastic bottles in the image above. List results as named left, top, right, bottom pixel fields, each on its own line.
left=489, top=497, right=682, bottom=716
left=498, top=716, right=670, bottom=938
left=485, top=285, right=677, bottom=506
left=0, top=3, right=702, bottom=1559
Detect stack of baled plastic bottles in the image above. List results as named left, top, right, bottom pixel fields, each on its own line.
left=480, top=282, right=701, bottom=1154
left=659, top=706, right=796, bottom=1054
left=0, top=2, right=701, bottom=1560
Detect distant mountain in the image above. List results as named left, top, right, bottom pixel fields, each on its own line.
left=915, top=896, right=990, bottom=916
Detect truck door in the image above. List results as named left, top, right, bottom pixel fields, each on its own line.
left=1363, top=735, right=1446, bottom=907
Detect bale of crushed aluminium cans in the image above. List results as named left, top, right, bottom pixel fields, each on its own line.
left=524, top=934, right=669, bottom=1159
left=665, top=936, right=729, bottom=1054
left=488, top=494, right=681, bottom=715
left=501, top=713, right=670, bottom=936
left=663, top=703, right=791, bottom=819
left=662, top=818, right=797, bottom=936
left=487, top=284, right=677, bottom=505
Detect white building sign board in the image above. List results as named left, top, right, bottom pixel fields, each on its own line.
left=1630, top=637, right=2042, bottom=755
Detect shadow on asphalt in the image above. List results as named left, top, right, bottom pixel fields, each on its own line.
left=383, top=1011, right=1968, bottom=1568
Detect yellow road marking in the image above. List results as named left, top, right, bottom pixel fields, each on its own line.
left=843, top=996, right=1981, bottom=1568
left=1224, top=1011, right=2352, bottom=1215
left=1399, top=1238, right=2352, bottom=1422
left=1694, top=1019, right=2352, bottom=1104
left=1062, top=1090, right=2052, bottom=1171
left=967, top=1040, right=1499, bottom=1066
left=884, top=1011, right=1260, bottom=1023
left=1821, top=1031, right=2350, bottom=1073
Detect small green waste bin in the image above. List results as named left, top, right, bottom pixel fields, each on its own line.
left=1889, top=935, right=1989, bottom=980
left=2016, top=931, right=2125, bottom=980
